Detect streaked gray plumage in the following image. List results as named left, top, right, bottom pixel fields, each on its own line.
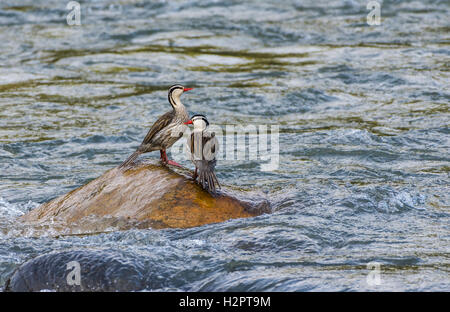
left=188, top=115, right=220, bottom=193
left=120, top=85, right=190, bottom=168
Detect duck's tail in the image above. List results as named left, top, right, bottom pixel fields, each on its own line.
left=198, top=163, right=220, bottom=193
left=119, top=151, right=141, bottom=169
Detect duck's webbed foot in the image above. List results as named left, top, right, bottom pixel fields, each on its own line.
left=167, top=160, right=183, bottom=167
left=160, top=149, right=183, bottom=168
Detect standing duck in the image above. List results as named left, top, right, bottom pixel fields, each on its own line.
left=120, top=84, right=192, bottom=168
left=185, top=114, right=220, bottom=192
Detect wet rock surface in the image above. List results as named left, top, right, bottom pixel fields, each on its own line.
left=20, top=160, right=270, bottom=232
left=5, top=249, right=151, bottom=292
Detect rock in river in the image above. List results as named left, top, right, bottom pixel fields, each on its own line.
left=5, top=249, right=152, bottom=292
left=20, top=160, right=270, bottom=234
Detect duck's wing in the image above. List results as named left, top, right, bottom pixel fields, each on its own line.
left=190, top=130, right=219, bottom=160
left=140, top=110, right=175, bottom=146
left=199, top=131, right=218, bottom=160
left=190, top=131, right=195, bottom=157
left=203, top=131, right=218, bottom=160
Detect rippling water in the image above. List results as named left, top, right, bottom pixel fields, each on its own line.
left=0, top=0, right=449, bottom=291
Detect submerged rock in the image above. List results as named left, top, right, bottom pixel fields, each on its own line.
left=20, top=160, right=269, bottom=233
left=5, top=250, right=151, bottom=292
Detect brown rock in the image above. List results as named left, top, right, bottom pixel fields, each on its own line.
left=21, top=160, right=269, bottom=233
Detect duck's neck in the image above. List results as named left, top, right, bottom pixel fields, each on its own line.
left=169, top=94, right=188, bottom=119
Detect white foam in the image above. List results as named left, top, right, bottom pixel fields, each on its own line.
left=0, top=197, right=38, bottom=218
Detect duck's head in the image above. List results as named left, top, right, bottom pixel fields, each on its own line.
left=168, top=84, right=193, bottom=108
left=184, top=114, right=209, bottom=130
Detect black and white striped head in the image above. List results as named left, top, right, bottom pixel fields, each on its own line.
left=168, top=84, right=193, bottom=108
left=185, top=114, right=209, bottom=130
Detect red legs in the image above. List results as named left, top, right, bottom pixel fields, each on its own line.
left=160, top=149, right=183, bottom=168
left=160, top=149, right=168, bottom=163
left=167, top=160, right=183, bottom=167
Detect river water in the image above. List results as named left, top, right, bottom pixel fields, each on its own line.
left=0, top=0, right=449, bottom=291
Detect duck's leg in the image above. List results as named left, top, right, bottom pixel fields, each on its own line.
left=162, top=149, right=183, bottom=167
